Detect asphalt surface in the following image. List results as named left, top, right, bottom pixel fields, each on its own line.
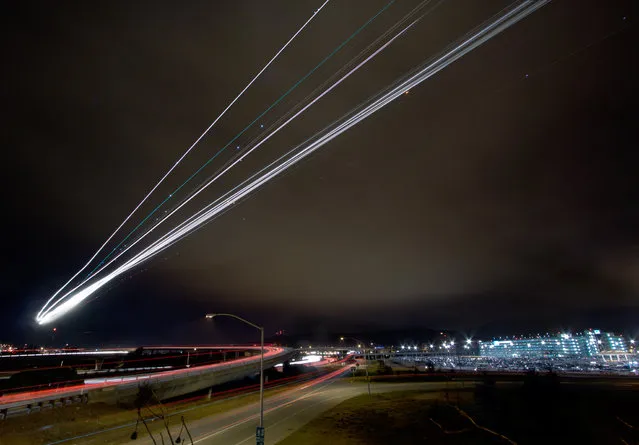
left=121, top=370, right=457, bottom=445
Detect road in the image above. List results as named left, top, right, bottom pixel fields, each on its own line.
left=0, top=346, right=288, bottom=413
left=122, top=368, right=458, bottom=445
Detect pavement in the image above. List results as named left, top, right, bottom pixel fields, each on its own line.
left=121, top=368, right=459, bottom=445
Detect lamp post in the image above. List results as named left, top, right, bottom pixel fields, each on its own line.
left=206, top=313, right=264, bottom=444
left=340, top=336, right=371, bottom=396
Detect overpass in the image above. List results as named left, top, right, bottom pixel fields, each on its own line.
left=0, top=345, right=295, bottom=419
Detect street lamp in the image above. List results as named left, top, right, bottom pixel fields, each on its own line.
left=206, top=313, right=265, bottom=444
left=340, top=336, right=371, bottom=396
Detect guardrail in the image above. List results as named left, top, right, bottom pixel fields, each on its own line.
left=0, top=346, right=295, bottom=419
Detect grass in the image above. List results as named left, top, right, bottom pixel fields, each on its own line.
left=278, top=379, right=639, bottom=445
left=0, top=379, right=298, bottom=445
left=276, top=389, right=489, bottom=445
left=5, top=375, right=639, bottom=445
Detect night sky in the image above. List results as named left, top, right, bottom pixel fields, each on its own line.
left=2, top=0, right=637, bottom=346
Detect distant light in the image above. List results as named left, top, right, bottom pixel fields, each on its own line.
left=292, top=355, right=322, bottom=365
left=466, top=339, right=472, bottom=344
left=401, top=345, right=405, bottom=349
left=413, top=346, right=417, bottom=350
left=630, top=340, right=635, bottom=344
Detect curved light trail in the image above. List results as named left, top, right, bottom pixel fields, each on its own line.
left=36, top=0, right=549, bottom=325
left=37, top=0, right=331, bottom=318
left=82, top=0, right=392, bottom=280
left=37, top=11, right=419, bottom=324
left=36, top=0, right=415, bottom=322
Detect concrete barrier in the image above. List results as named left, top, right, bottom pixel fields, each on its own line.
left=0, top=346, right=294, bottom=418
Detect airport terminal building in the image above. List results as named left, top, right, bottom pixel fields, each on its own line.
left=479, top=329, right=628, bottom=359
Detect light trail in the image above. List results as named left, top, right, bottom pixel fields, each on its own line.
left=37, top=5, right=417, bottom=322
left=119, top=0, right=441, bottom=271
left=36, top=0, right=331, bottom=318
left=173, top=0, right=443, bottom=225
left=81, top=0, right=393, bottom=280
left=36, top=0, right=549, bottom=325
left=39, top=368, right=333, bottom=445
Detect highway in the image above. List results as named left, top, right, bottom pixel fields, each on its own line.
left=12, top=364, right=636, bottom=444
left=0, top=346, right=290, bottom=413
left=120, top=368, right=456, bottom=445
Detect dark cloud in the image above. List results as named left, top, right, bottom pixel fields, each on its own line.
left=2, top=0, right=637, bottom=344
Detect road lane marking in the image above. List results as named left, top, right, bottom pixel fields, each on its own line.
left=193, top=378, right=342, bottom=443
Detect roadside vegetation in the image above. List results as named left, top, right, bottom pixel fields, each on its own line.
left=278, top=376, right=639, bottom=445
left=0, top=366, right=318, bottom=445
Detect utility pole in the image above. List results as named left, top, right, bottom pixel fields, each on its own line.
left=206, top=313, right=265, bottom=445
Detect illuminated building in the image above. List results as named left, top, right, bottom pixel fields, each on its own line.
left=478, top=329, right=628, bottom=358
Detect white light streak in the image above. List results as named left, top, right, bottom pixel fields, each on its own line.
left=38, top=13, right=420, bottom=322
left=37, top=0, right=330, bottom=320
left=37, top=1, right=549, bottom=325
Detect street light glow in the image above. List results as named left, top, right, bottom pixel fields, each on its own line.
left=339, top=336, right=371, bottom=396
